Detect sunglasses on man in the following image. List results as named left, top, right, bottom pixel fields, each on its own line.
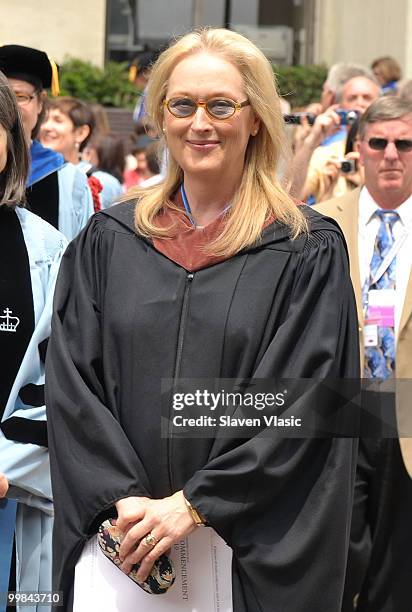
left=366, top=137, right=412, bottom=152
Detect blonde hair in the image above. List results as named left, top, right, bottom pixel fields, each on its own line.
left=130, top=28, right=307, bottom=256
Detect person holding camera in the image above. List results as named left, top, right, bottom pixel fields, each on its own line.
left=290, top=104, right=346, bottom=200
left=292, top=75, right=380, bottom=203
left=309, top=117, right=365, bottom=202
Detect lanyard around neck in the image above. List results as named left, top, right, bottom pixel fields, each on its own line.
left=180, top=184, right=196, bottom=226
left=180, top=184, right=232, bottom=228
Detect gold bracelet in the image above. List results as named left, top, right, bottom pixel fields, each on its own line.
left=184, top=497, right=206, bottom=526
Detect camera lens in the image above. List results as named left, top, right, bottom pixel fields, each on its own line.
left=346, top=110, right=358, bottom=125
left=340, top=160, right=356, bottom=174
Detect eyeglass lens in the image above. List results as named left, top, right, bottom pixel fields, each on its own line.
left=14, top=93, right=35, bottom=106
left=168, top=97, right=236, bottom=119
left=368, top=137, right=412, bottom=152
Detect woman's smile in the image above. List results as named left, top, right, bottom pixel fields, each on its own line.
left=185, top=138, right=221, bottom=150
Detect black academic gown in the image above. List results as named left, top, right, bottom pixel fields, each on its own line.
left=46, top=202, right=360, bottom=612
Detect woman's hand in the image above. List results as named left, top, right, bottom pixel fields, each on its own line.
left=0, top=473, right=9, bottom=498
left=115, top=495, right=150, bottom=530
left=116, top=491, right=197, bottom=581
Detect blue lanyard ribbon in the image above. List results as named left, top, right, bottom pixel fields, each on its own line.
left=180, top=184, right=232, bottom=227
left=180, top=184, right=196, bottom=226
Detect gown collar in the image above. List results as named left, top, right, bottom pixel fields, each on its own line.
left=27, top=140, right=65, bottom=188
left=152, top=189, right=232, bottom=272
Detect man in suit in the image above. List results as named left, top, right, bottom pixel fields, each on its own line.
left=315, top=96, right=412, bottom=611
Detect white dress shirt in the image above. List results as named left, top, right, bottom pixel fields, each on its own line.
left=358, top=187, right=412, bottom=338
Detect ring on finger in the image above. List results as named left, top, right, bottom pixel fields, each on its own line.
left=144, top=532, right=159, bottom=547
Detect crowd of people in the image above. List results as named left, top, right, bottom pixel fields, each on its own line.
left=0, top=29, right=411, bottom=612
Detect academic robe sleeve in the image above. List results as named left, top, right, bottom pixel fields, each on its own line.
left=184, top=227, right=360, bottom=612
left=72, top=167, right=94, bottom=231
left=46, top=217, right=151, bottom=544
left=57, top=164, right=94, bottom=241
left=0, top=215, right=67, bottom=508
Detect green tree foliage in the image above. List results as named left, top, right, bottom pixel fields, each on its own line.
left=58, top=58, right=327, bottom=110
left=59, top=58, right=137, bottom=108
left=274, top=64, right=328, bottom=109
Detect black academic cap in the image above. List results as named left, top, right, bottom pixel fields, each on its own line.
left=0, top=44, right=59, bottom=95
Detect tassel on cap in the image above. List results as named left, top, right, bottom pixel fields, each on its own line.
left=129, top=64, right=138, bottom=83
left=48, top=57, right=60, bottom=96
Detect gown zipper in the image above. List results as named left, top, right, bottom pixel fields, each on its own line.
left=167, top=271, right=194, bottom=492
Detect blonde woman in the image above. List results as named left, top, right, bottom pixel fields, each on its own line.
left=46, top=28, right=359, bottom=611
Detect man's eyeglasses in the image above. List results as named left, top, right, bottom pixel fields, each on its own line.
left=163, top=97, right=250, bottom=120
left=14, top=91, right=39, bottom=107
left=367, top=137, right=412, bottom=152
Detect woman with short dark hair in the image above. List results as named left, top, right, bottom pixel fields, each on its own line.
left=40, top=98, right=124, bottom=209
left=84, top=131, right=125, bottom=208
left=87, top=132, right=125, bottom=184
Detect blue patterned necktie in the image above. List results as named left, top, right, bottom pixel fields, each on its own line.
left=364, top=209, right=399, bottom=379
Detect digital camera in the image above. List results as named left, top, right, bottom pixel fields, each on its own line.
left=336, top=109, right=359, bottom=126
left=339, top=159, right=357, bottom=174
left=284, top=109, right=359, bottom=127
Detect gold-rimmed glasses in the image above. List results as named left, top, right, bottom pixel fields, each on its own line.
left=163, top=96, right=250, bottom=120
left=13, top=91, right=39, bottom=106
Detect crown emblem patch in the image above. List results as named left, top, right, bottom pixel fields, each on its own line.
left=0, top=308, right=20, bottom=332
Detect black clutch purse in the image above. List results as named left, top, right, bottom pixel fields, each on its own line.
left=97, top=519, right=175, bottom=595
